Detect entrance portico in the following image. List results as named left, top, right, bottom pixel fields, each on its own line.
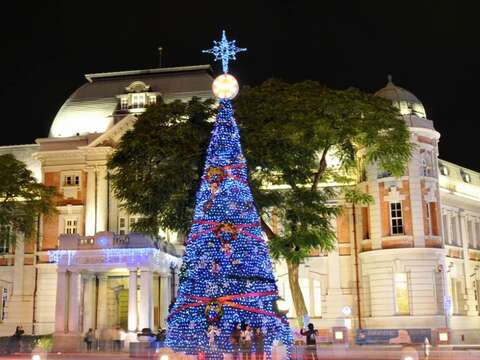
left=49, top=232, right=180, bottom=351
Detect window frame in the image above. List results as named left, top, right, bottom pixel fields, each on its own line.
left=390, top=202, right=404, bottom=235
left=64, top=218, right=78, bottom=235
left=394, top=272, right=411, bottom=315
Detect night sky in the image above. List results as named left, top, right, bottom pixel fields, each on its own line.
left=1, top=1, right=478, bottom=170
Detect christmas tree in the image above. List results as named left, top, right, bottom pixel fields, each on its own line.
left=165, top=31, right=292, bottom=359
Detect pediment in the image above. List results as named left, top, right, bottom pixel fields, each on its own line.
left=87, top=114, right=137, bottom=148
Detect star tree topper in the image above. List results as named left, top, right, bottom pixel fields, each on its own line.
left=203, top=30, right=246, bottom=74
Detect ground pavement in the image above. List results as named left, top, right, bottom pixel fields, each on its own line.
left=1, top=346, right=480, bottom=360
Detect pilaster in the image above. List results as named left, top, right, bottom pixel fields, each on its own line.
left=96, top=275, right=109, bottom=330
left=159, top=273, right=172, bottom=328
left=85, top=167, right=96, bottom=236
left=54, top=269, right=68, bottom=333
left=68, top=270, right=81, bottom=333
left=139, top=269, right=153, bottom=330
left=128, top=269, right=138, bottom=332
left=96, top=166, right=108, bottom=232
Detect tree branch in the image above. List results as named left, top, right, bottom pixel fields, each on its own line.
left=261, top=217, right=275, bottom=240
left=311, top=145, right=330, bottom=191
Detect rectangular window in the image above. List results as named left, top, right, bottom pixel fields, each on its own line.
left=119, top=217, right=127, bottom=235
left=425, top=203, right=432, bottom=235
left=65, top=219, right=78, bottom=234
left=476, top=222, right=480, bottom=249
left=0, top=225, right=11, bottom=254
left=394, top=273, right=410, bottom=315
left=443, top=214, right=450, bottom=244
left=132, top=94, right=145, bottom=108
left=64, top=175, right=80, bottom=186
left=120, top=98, right=128, bottom=110
left=451, top=216, right=459, bottom=246
left=468, top=220, right=475, bottom=248
left=451, top=278, right=466, bottom=315
left=390, top=202, right=404, bottom=235
left=1, top=288, right=7, bottom=320
left=149, top=96, right=156, bottom=105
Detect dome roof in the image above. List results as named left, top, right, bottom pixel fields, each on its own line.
left=49, top=65, right=213, bottom=138
left=375, top=75, right=427, bottom=118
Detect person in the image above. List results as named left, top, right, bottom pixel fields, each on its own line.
left=156, top=327, right=166, bottom=348
left=240, top=324, right=253, bottom=360
left=254, top=328, right=265, bottom=360
left=230, top=323, right=242, bottom=360
left=300, top=323, right=318, bottom=360
left=8, top=325, right=24, bottom=354
left=112, top=326, right=122, bottom=351
left=84, top=328, right=94, bottom=351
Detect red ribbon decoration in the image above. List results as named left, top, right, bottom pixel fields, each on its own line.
left=203, top=163, right=248, bottom=185
left=168, top=291, right=288, bottom=324
left=187, top=220, right=264, bottom=244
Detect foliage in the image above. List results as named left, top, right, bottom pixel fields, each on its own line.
left=109, top=97, right=216, bottom=236
left=234, top=79, right=412, bottom=261
left=0, top=154, right=57, bottom=237
left=108, top=79, right=412, bottom=322
left=165, top=99, right=292, bottom=355
left=34, top=335, right=53, bottom=351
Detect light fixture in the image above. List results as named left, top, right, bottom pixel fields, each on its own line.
left=212, top=74, right=239, bottom=100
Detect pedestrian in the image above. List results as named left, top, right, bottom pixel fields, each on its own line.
left=7, top=325, right=24, bottom=354
left=300, top=323, right=318, bottom=360
left=112, top=326, right=122, bottom=351
left=240, top=324, right=253, bottom=360
left=230, top=323, right=242, bottom=360
left=254, top=328, right=265, bottom=360
left=84, top=328, right=94, bottom=352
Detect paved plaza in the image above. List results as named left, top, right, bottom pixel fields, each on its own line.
left=2, top=346, right=480, bottom=360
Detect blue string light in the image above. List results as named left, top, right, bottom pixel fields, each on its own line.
left=165, top=98, right=292, bottom=359
left=203, top=30, right=247, bottom=74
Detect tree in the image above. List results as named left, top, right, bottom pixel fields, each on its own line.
left=165, top=99, right=291, bottom=358
left=234, top=79, right=412, bottom=325
left=0, top=154, right=57, bottom=246
left=109, top=79, right=412, bottom=325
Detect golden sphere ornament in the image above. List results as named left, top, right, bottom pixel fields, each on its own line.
left=212, top=74, right=239, bottom=99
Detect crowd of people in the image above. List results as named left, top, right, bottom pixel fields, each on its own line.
left=229, top=323, right=265, bottom=360
left=83, top=326, right=126, bottom=351
left=4, top=321, right=319, bottom=358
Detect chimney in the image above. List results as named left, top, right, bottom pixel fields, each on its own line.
left=158, top=46, right=163, bottom=67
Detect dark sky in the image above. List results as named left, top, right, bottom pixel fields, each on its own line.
left=1, top=1, right=478, bottom=170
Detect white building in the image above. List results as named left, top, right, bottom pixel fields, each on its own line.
left=0, top=64, right=478, bottom=347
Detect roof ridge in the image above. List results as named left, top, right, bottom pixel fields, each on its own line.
left=85, top=65, right=212, bottom=82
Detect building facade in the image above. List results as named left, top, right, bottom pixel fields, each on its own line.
left=0, top=64, right=478, bottom=345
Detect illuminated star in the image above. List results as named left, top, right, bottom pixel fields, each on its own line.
left=203, top=30, right=247, bottom=74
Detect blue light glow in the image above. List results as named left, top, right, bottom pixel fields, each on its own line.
left=203, top=30, right=247, bottom=74
left=165, top=97, right=292, bottom=359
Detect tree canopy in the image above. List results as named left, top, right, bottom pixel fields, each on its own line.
left=0, top=153, right=57, bottom=237
left=108, top=79, right=412, bottom=323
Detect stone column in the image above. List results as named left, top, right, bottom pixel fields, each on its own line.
left=96, top=275, right=109, bottom=330
left=407, top=145, right=426, bottom=247
left=55, top=269, right=68, bottom=333
left=68, top=270, right=81, bottom=333
left=128, top=269, right=138, bottom=332
left=82, top=274, right=95, bottom=333
left=96, top=166, right=109, bottom=232
left=139, top=270, right=153, bottom=330
left=459, top=212, right=478, bottom=316
left=85, top=167, right=96, bottom=236
left=159, top=273, right=172, bottom=328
